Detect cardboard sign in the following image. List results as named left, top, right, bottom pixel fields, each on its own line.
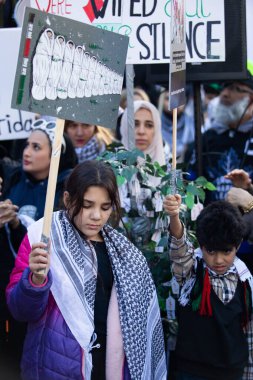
left=16, top=0, right=226, bottom=64
left=11, top=7, right=128, bottom=129
left=169, top=0, right=186, bottom=110
left=0, top=28, right=35, bottom=141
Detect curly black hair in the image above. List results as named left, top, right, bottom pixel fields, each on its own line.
left=196, top=201, right=245, bottom=251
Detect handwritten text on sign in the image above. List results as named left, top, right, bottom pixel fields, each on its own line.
left=30, top=0, right=225, bottom=64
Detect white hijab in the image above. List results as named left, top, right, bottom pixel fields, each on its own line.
left=120, top=100, right=166, bottom=166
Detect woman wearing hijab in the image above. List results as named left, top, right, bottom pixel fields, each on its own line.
left=120, top=100, right=169, bottom=168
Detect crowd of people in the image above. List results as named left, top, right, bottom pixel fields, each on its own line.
left=0, top=71, right=253, bottom=379
left=1, top=4, right=253, bottom=379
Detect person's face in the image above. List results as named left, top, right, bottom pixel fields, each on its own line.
left=202, top=246, right=237, bottom=274
left=59, top=37, right=64, bottom=44
left=135, top=108, right=155, bottom=151
left=220, top=82, right=252, bottom=106
left=65, top=186, right=112, bottom=241
left=22, top=130, right=51, bottom=180
left=66, top=122, right=96, bottom=148
left=47, top=31, right=53, bottom=39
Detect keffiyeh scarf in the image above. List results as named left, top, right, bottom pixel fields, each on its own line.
left=179, top=248, right=253, bottom=311
left=75, top=136, right=103, bottom=163
left=29, top=211, right=167, bottom=380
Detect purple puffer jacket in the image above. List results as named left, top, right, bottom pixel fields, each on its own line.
left=6, top=234, right=130, bottom=380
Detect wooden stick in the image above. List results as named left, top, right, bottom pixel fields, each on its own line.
left=172, top=108, right=177, bottom=170
left=37, top=118, right=65, bottom=274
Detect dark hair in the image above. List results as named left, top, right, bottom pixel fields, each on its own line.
left=64, top=160, right=121, bottom=226
left=196, top=201, right=245, bottom=251
left=58, top=133, right=78, bottom=173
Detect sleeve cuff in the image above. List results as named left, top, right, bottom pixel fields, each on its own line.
left=28, top=271, right=49, bottom=288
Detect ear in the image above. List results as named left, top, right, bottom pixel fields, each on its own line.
left=63, top=191, right=70, bottom=208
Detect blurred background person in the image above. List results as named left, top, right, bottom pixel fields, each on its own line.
left=158, top=89, right=195, bottom=163
left=0, top=194, right=28, bottom=380
left=186, top=72, right=253, bottom=202
left=2, top=119, right=77, bottom=221
left=120, top=86, right=150, bottom=110
left=64, top=120, right=115, bottom=163
left=120, top=100, right=169, bottom=167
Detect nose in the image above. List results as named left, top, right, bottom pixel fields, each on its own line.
left=76, top=125, right=83, bottom=135
left=136, top=124, right=145, bottom=135
left=91, top=208, right=101, bottom=220
left=220, top=87, right=231, bottom=101
left=23, top=145, right=31, bottom=157
left=214, top=253, right=223, bottom=265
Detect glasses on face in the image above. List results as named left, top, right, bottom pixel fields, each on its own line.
left=222, top=83, right=253, bottom=95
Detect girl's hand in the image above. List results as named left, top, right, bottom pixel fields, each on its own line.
left=29, top=242, right=50, bottom=285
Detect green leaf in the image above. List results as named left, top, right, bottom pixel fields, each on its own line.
left=185, top=192, right=194, bottom=209
left=121, top=167, right=138, bottom=181
left=205, top=182, right=216, bottom=191
left=116, top=175, right=126, bottom=186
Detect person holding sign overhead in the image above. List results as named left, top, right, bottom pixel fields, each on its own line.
left=6, top=160, right=167, bottom=380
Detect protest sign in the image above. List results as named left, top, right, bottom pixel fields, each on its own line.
left=169, top=0, right=186, bottom=110
left=11, top=7, right=128, bottom=129
left=16, top=0, right=226, bottom=64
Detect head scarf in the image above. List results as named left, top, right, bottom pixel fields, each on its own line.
left=30, top=118, right=66, bottom=153
left=120, top=100, right=166, bottom=166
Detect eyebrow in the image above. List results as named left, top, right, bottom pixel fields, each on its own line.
left=83, top=199, right=112, bottom=205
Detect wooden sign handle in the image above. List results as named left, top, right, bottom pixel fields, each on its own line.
left=172, top=108, right=177, bottom=170
left=37, top=118, right=65, bottom=274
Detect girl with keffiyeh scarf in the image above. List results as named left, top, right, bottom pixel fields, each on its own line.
left=64, top=119, right=116, bottom=163
left=6, top=160, right=167, bottom=380
left=164, top=194, right=253, bottom=380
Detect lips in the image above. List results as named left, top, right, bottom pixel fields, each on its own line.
left=136, top=140, right=147, bottom=144
left=213, top=266, right=226, bottom=273
left=86, top=224, right=100, bottom=229
left=23, top=160, right=31, bottom=166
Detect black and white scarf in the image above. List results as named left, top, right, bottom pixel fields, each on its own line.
left=28, top=211, right=167, bottom=380
left=75, top=136, right=104, bottom=163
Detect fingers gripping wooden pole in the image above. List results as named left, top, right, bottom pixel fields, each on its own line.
left=37, top=118, right=65, bottom=274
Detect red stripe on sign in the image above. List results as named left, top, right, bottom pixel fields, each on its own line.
left=83, top=2, right=95, bottom=22
left=83, top=0, right=104, bottom=22
left=95, top=0, right=104, bottom=9
left=23, top=39, right=31, bottom=57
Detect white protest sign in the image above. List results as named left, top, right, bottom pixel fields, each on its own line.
left=0, top=28, right=35, bottom=141
left=20, top=0, right=225, bottom=64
